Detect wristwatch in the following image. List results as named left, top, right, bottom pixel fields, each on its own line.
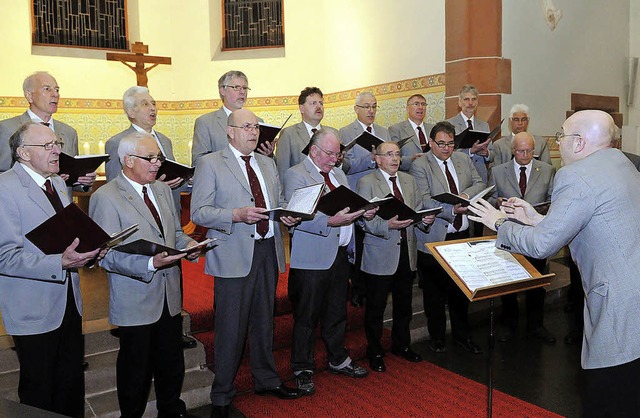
left=494, top=217, right=508, bottom=231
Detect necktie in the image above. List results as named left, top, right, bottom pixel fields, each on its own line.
left=519, top=166, right=527, bottom=197
left=40, top=121, right=50, bottom=127
left=43, top=179, right=64, bottom=213
left=467, top=119, right=473, bottom=130
left=389, top=176, right=407, bottom=240
left=142, top=186, right=164, bottom=237
left=311, top=128, right=318, bottom=138
left=320, top=171, right=336, bottom=191
left=443, top=161, right=462, bottom=231
left=416, top=126, right=428, bottom=151
left=366, top=126, right=372, bottom=133
left=241, top=156, right=269, bottom=238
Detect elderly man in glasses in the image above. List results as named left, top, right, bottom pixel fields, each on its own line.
left=492, top=104, right=551, bottom=167
left=192, top=70, right=271, bottom=166
left=191, top=108, right=301, bottom=418
left=469, top=110, right=640, bottom=417
left=409, top=121, right=486, bottom=355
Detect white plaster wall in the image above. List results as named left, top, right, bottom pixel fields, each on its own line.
left=502, top=0, right=630, bottom=136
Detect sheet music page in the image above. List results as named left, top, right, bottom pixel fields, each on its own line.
left=286, top=183, right=324, bottom=214
left=436, top=240, right=532, bottom=292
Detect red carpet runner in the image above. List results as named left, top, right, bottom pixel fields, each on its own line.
left=182, top=259, right=560, bottom=417
left=234, top=355, right=562, bottom=417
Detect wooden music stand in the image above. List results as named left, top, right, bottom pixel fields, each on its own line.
left=425, top=235, right=555, bottom=418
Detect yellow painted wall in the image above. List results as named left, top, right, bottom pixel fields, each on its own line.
left=0, top=0, right=446, bottom=164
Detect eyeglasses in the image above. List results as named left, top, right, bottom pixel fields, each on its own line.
left=514, top=149, right=534, bottom=155
left=314, top=144, right=342, bottom=158
left=130, top=154, right=166, bottom=164
left=376, top=151, right=401, bottom=158
left=223, top=85, right=251, bottom=92
left=408, top=102, right=427, bottom=108
left=510, top=117, right=529, bottom=123
left=230, top=123, right=260, bottom=132
left=21, top=140, right=64, bottom=151
left=555, top=132, right=581, bottom=144
left=433, top=141, right=455, bottom=149
left=355, top=104, right=378, bottom=110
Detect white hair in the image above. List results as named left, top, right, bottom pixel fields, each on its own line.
left=510, top=104, right=530, bottom=117
left=118, top=132, right=153, bottom=165
left=123, top=86, right=150, bottom=113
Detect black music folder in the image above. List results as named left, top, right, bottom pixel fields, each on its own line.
left=454, top=120, right=503, bottom=150
left=431, top=185, right=495, bottom=207
left=316, top=185, right=393, bottom=216
left=258, top=114, right=292, bottom=150
left=374, top=195, right=443, bottom=223
left=343, top=130, right=386, bottom=152
left=58, top=153, right=109, bottom=186
left=157, top=159, right=195, bottom=182
left=26, top=203, right=137, bottom=254
left=113, top=238, right=215, bottom=257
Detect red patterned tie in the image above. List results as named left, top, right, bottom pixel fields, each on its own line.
left=417, top=126, right=428, bottom=151
left=320, top=171, right=336, bottom=191
left=241, top=155, right=269, bottom=238
left=443, top=161, right=462, bottom=231
left=142, top=186, right=164, bottom=237
left=389, top=176, right=407, bottom=240
left=519, top=166, right=527, bottom=197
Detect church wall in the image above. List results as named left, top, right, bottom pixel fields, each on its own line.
left=502, top=0, right=630, bottom=138
left=0, top=0, right=446, bottom=165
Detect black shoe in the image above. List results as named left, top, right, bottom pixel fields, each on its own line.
left=369, top=355, right=386, bottom=372
left=497, top=327, right=515, bottom=343
left=564, top=329, right=582, bottom=345
left=211, top=405, right=229, bottom=418
left=351, top=294, right=365, bottom=308
left=182, top=335, right=197, bottom=349
left=329, top=360, right=369, bottom=378
left=391, top=347, right=422, bottom=362
left=454, top=337, right=483, bottom=355
left=255, top=384, right=302, bottom=400
left=296, top=370, right=315, bottom=395
left=430, top=340, right=446, bottom=353
left=528, top=327, right=557, bottom=345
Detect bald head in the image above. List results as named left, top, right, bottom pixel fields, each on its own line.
left=512, top=132, right=535, bottom=165
left=560, top=110, right=616, bottom=165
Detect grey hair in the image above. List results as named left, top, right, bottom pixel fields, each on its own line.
left=510, top=104, right=530, bottom=117
left=118, top=132, right=153, bottom=165
left=9, top=122, right=38, bottom=162
left=22, top=71, right=51, bottom=93
left=218, top=71, right=248, bottom=90
left=123, top=86, right=149, bottom=113
left=459, top=84, right=479, bottom=99
left=355, top=92, right=375, bottom=106
left=310, top=126, right=340, bottom=148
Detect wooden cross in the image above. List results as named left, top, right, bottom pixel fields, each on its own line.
left=106, top=42, right=171, bottom=87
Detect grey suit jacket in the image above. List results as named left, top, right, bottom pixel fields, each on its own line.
left=388, top=120, right=434, bottom=172
left=0, top=111, right=79, bottom=173
left=496, top=148, right=640, bottom=369
left=0, top=163, right=80, bottom=335
left=89, top=173, right=192, bottom=326
left=447, top=113, right=494, bottom=183
left=492, top=134, right=552, bottom=167
left=339, top=120, right=390, bottom=190
left=190, top=146, right=286, bottom=277
left=105, top=125, right=184, bottom=212
left=275, top=121, right=316, bottom=181
left=488, top=159, right=555, bottom=206
left=409, top=151, right=485, bottom=252
left=284, top=157, right=353, bottom=270
left=357, top=170, right=421, bottom=275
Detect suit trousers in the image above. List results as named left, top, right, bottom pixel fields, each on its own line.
left=13, top=279, right=84, bottom=418
left=210, top=238, right=281, bottom=406
left=500, top=257, right=547, bottom=331
left=117, top=299, right=185, bottom=418
left=583, top=356, right=640, bottom=417
left=418, top=231, right=471, bottom=342
left=364, top=242, right=414, bottom=357
left=349, top=227, right=366, bottom=297
left=289, top=246, right=350, bottom=372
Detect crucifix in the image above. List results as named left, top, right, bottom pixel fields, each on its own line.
left=106, top=42, right=172, bottom=87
